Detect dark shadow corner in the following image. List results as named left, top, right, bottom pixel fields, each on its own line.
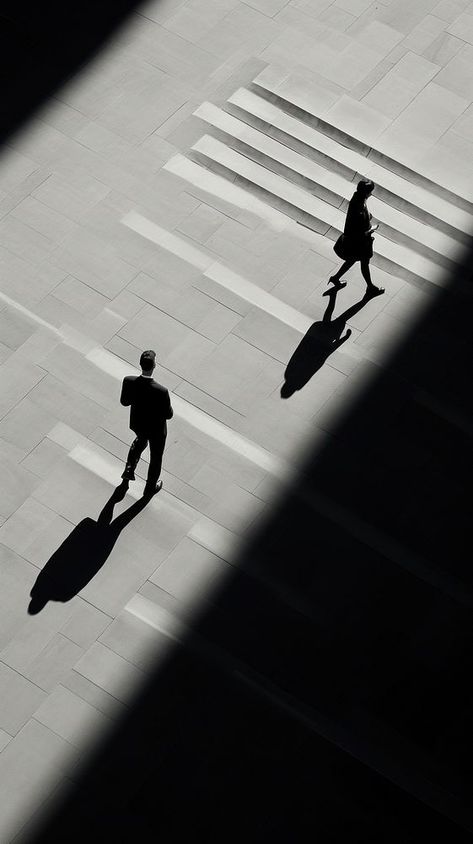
left=0, top=0, right=147, bottom=147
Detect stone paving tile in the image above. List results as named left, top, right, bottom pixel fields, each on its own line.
left=1, top=0, right=472, bottom=835
left=73, top=641, right=147, bottom=704
left=149, top=535, right=232, bottom=608
left=422, top=30, right=464, bottom=64
left=0, top=498, right=72, bottom=566
left=0, top=719, right=77, bottom=842
left=0, top=663, right=46, bottom=736
left=34, top=684, right=114, bottom=748
left=97, top=608, right=175, bottom=672
left=2, top=633, right=84, bottom=694
left=0, top=447, right=41, bottom=522
left=61, top=669, right=127, bottom=720
left=0, top=398, right=57, bottom=457
left=0, top=730, right=11, bottom=752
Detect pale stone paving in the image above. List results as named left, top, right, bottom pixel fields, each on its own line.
left=0, top=0, right=472, bottom=839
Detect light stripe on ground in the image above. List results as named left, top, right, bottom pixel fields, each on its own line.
left=0, top=283, right=288, bottom=479
left=0, top=290, right=63, bottom=335
left=162, top=152, right=348, bottom=256
left=125, top=594, right=186, bottom=642
left=47, top=423, right=239, bottom=562
left=163, top=153, right=288, bottom=231
left=123, top=210, right=312, bottom=334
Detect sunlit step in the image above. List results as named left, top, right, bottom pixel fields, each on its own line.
left=190, top=135, right=455, bottom=291
left=194, top=101, right=462, bottom=271
left=252, top=65, right=473, bottom=214
left=227, top=88, right=473, bottom=244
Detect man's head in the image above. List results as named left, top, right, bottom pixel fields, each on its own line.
left=140, top=349, right=156, bottom=374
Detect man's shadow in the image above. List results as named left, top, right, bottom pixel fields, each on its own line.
left=28, top=482, right=150, bottom=614
left=281, top=288, right=372, bottom=398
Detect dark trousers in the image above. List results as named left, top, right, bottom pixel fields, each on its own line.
left=125, top=432, right=166, bottom=486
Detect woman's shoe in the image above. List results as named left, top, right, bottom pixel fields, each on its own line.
left=143, top=479, right=163, bottom=498
left=365, top=285, right=384, bottom=297
left=121, top=467, right=135, bottom=481
left=324, top=277, right=347, bottom=295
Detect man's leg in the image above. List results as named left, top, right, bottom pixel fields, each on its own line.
left=122, top=434, right=148, bottom=480
left=144, top=435, right=166, bottom=493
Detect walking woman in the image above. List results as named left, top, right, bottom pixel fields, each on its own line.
left=328, top=179, right=384, bottom=297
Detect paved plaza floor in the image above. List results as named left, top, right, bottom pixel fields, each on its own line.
left=1, top=0, right=473, bottom=839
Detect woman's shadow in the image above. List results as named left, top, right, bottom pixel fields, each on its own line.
left=281, top=287, right=371, bottom=398
left=28, top=482, right=151, bottom=614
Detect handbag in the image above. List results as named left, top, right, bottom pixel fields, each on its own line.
left=333, top=234, right=348, bottom=260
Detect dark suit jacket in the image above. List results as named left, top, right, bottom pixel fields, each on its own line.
left=120, top=375, right=173, bottom=437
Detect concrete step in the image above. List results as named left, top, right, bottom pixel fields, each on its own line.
left=225, top=88, right=473, bottom=247
left=194, top=101, right=461, bottom=273
left=252, top=65, right=473, bottom=217
left=189, top=134, right=455, bottom=292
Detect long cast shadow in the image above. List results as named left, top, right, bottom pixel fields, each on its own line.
left=28, top=482, right=150, bottom=614
left=281, top=288, right=371, bottom=398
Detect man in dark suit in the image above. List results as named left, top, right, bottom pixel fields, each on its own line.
left=120, top=350, right=173, bottom=497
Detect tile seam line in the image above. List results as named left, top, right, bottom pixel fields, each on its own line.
left=0, top=369, right=50, bottom=425
left=131, top=8, right=233, bottom=61
left=90, top=637, right=147, bottom=677
left=173, top=378, right=247, bottom=419
left=0, top=171, right=52, bottom=220
left=184, top=190, right=260, bottom=229
left=120, top=292, right=229, bottom=345
left=52, top=273, right=115, bottom=303
left=30, top=713, right=90, bottom=752
left=378, top=63, right=463, bottom=130
left=68, top=667, right=131, bottom=709
left=0, top=658, right=49, bottom=697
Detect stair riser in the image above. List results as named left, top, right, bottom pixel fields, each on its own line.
left=188, top=149, right=443, bottom=291
left=224, top=102, right=470, bottom=246
left=202, top=128, right=461, bottom=271
left=252, top=82, right=473, bottom=216
left=188, top=149, right=330, bottom=231
left=250, top=82, right=370, bottom=154
left=198, top=122, right=343, bottom=209
left=225, top=101, right=356, bottom=180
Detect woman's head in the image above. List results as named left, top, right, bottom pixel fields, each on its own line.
left=356, top=179, right=375, bottom=197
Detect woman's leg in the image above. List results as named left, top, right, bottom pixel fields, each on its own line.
left=331, top=258, right=355, bottom=281
left=360, top=259, right=372, bottom=286
left=360, top=259, right=384, bottom=295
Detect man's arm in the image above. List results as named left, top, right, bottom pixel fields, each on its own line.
left=166, top=390, right=173, bottom=420
left=120, top=377, right=133, bottom=406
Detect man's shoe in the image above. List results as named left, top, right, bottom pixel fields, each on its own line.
left=121, top=467, right=135, bottom=481
left=143, top=479, right=163, bottom=498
